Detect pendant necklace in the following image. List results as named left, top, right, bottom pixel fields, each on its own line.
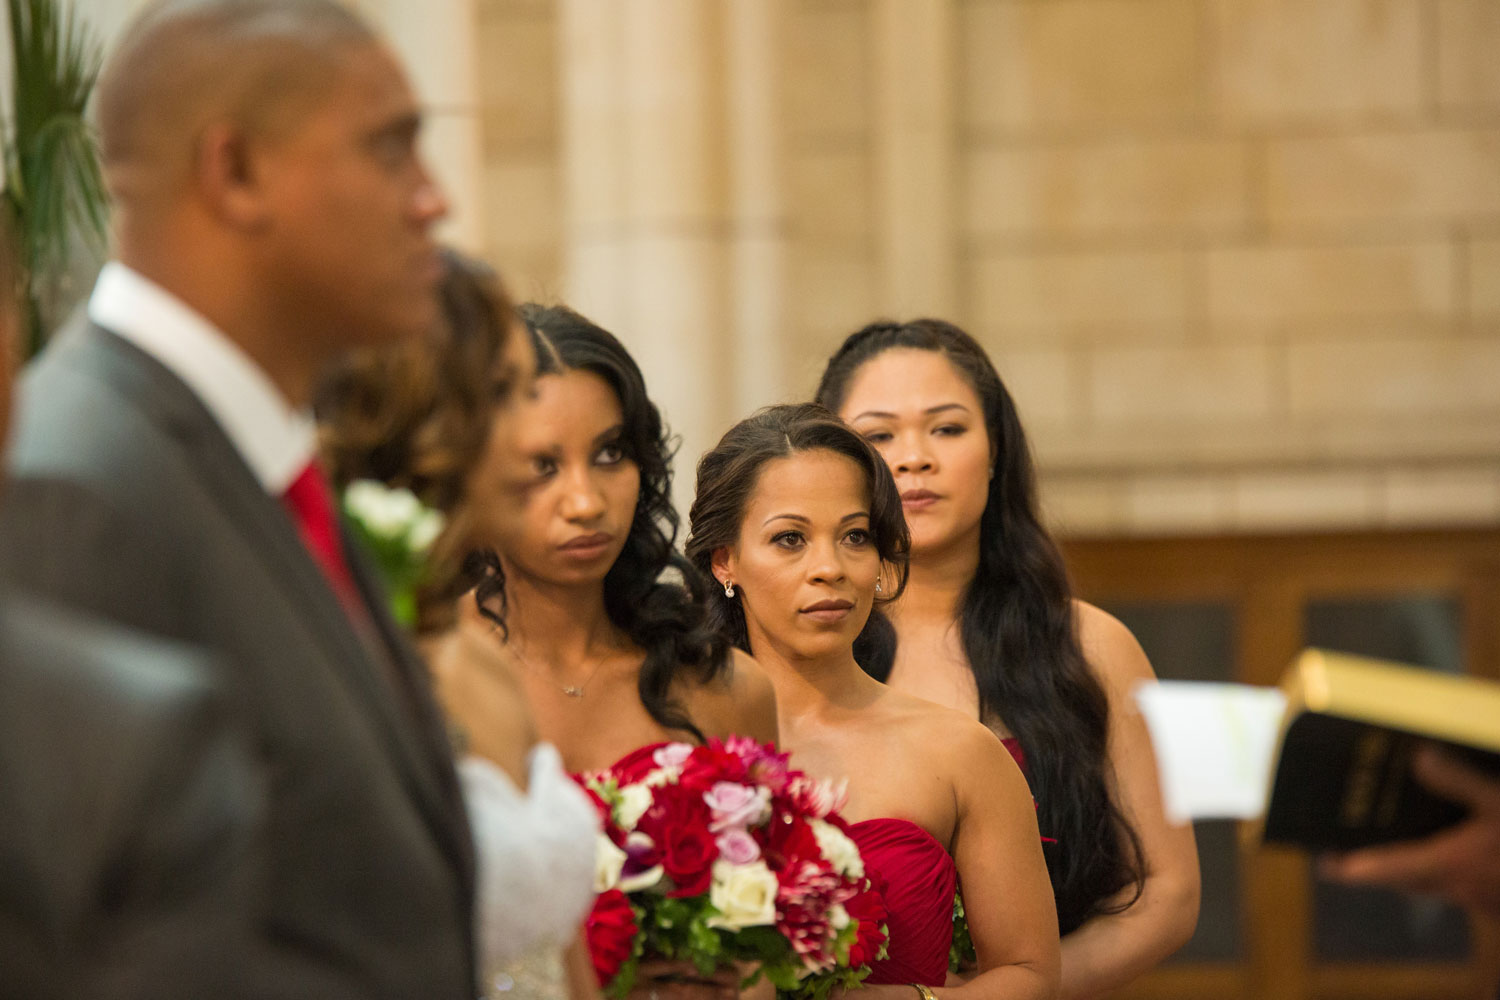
left=506, top=637, right=609, bottom=698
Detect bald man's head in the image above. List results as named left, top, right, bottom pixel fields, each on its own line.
left=96, top=0, right=377, bottom=206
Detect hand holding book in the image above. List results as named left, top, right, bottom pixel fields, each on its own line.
left=1318, top=746, right=1500, bottom=917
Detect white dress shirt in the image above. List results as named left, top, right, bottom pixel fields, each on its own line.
left=88, top=262, right=317, bottom=495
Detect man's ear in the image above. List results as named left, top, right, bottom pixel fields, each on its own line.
left=195, top=122, right=272, bottom=230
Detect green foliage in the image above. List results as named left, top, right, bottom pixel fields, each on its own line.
left=949, top=891, right=977, bottom=974
left=2, top=0, right=108, bottom=355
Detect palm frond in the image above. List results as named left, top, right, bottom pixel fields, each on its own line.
left=4, top=0, right=107, bottom=353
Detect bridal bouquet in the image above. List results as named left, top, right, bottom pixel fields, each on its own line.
left=578, top=738, right=889, bottom=1000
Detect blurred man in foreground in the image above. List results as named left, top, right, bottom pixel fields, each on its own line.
left=0, top=2, right=474, bottom=996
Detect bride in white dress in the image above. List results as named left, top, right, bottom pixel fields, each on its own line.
left=432, top=614, right=602, bottom=1000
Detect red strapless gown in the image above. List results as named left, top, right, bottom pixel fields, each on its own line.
left=847, top=818, right=957, bottom=986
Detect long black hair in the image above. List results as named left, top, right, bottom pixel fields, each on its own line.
left=683, top=403, right=909, bottom=657
left=471, top=303, right=728, bottom=742
left=815, top=319, right=1144, bottom=935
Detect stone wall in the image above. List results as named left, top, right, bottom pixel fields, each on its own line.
left=462, top=0, right=1500, bottom=534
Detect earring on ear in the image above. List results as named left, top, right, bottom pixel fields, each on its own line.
left=874, top=579, right=883, bottom=594
left=724, top=580, right=736, bottom=598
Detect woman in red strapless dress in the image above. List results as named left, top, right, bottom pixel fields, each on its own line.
left=685, top=405, right=1060, bottom=1000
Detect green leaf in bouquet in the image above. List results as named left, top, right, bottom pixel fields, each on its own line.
left=949, top=890, right=976, bottom=973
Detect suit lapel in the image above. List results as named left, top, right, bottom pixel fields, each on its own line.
left=80, top=326, right=471, bottom=881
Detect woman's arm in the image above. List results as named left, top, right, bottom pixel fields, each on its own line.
left=861, top=721, right=1060, bottom=1000
left=1057, top=603, right=1200, bottom=1000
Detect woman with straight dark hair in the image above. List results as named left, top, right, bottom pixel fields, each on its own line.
left=815, top=320, right=1199, bottom=998
left=686, top=403, right=1059, bottom=1000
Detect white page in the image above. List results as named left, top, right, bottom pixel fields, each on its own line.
left=1134, top=681, right=1288, bottom=825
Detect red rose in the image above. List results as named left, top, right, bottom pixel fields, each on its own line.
left=764, top=811, right=821, bottom=872
left=678, top=743, right=747, bottom=791
left=636, top=782, right=710, bottom=841
left=844, top=880, right=890, bottom=968
left=585, top=889, right=639, bottom=986
left=660, top=820, right=718, bottom=897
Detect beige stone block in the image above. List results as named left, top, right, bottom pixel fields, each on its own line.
left=792, top=246, right=875, bottom=338
left=1216, top=0, right=1423, bottom=120
left=787, top=2, right=870, bottom=142
left=1265, top=128, right=1500, bottom=230
left=1125, top=473, right=1235, bottom=534
left=1040, top=475, right=1128, bottom=538
left=789, top=149, right=872, bottom=242
left=961, top=0, right=1204, bottom=133
left=1383, top=465, right=1500, bottom=526
left=484, top=157, right=560, bottom=249
left=478, top=8, right=557, bottom=152
left=1469, top=238, right=1500, bottom=320
left=970, top=249, right=1190, bottom=330
left=1287, top=335, right=1500, bottom=416
left=489, top=245, right=563, bottom=304
left=1206, top=241, right=1455, bottom=324
left=1089, top=344, right=1276, bottom=422
left=424, top=112, right=486, bottom=255
left=1232, top=470, right=1380, bottom=531
left=966, top=138, right=1251, bottom=239
left=987, top=346, right=1076, bottom=428
left=1438, top=0, right=1500, bottom=110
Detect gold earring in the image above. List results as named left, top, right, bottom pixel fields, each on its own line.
left=724, top=580, right=735, bottom=598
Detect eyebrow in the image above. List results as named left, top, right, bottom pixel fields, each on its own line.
left=761, top=511, right=870, bottom=528
left=849, top=403, right=971, bottom=422
left=593, top=424, right=624, bottom=446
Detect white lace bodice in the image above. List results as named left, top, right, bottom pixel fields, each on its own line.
left=460, top=744, right=599, bottom=997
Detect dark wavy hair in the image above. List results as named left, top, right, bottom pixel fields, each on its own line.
left=470, top=304, right=728, bottom=742
left=683, top=403, right=909, bottom=660
left=815, top=319, right=1144, bottom=935
left=317, top=250, right=517, bottom=632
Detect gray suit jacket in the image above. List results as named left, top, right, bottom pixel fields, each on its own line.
left=0, top=597, right=262, bottom=1000
left=0, top=321, right=477, bottom=999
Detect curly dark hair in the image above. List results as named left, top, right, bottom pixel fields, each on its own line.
left=815, top=318, right=1145, bottom=936
left=683, top=403, right=909, bottom=662
left=470, top=303, right=729, bottom=743
left=316, top=250, right=518, bottom=633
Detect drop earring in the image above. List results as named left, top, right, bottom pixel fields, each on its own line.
left=874, top=579, right=883, bottom=594
left=724, top=580, right=736, bottom=598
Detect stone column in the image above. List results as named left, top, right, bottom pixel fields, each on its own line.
left=560, top=0, right=788, bottom=513
left=355, top=0, right=486, bottom=255
left=872, top=0, right=958, bottom=317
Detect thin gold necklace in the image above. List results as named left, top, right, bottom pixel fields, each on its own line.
left=503, top=634, right=610, bottom=698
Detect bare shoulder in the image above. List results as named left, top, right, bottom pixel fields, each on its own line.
left=687, top=647, right=779, bottom=746
left=1074, top=599, right=1157, bottom=693
left=884, top=688, right=1023, bottom=787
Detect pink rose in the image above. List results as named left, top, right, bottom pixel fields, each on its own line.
left=716, top=828, right=762, bottom=865
left=652, top=743, right=694, bottom=771
left=703, top=781, right=771, bottom=831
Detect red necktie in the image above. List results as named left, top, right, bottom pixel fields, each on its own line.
left=283, top=462, right=364, bottom=616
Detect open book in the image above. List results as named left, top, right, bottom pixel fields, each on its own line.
left=1135, top=649, right=1500, bottom=849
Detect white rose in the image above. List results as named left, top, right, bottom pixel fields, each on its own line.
left=809, top=819, right=864, bottom=880
left=614, top=783, right=653, bottom=830
left=407, top=508, right=445, bottom=553
left=594, top=833, right=627, bottom=892
left=706, top=859, right=779, bottom=931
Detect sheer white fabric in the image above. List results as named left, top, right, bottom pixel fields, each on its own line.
left=460, top=743, right=599, bottom=999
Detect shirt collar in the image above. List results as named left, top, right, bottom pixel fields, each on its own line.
left=87, top=262, right=317, bottom=494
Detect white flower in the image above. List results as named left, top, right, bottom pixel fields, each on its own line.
left=809, top=819, right=864, bottom=879
left=619, top=864, right=665, bottom=893
left=344, top=480, right=423, bottom=538
left=614, top=783, right=653, bottom=830
left=594, top=834, right=627, bottom=892
left=705, top=859, right=779, bottom=931
left=828, top=903, right=850, bottom=930
left=643, top=769, right=673, bottom=788
left=652, top=743, right=694, bottom=771
left=407, top=508, right=445, bottom=552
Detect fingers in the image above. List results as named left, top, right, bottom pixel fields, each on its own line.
left=1412, top=747, right=1500, bottom=812
left=1319, top=832, right=1459, bottom=894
